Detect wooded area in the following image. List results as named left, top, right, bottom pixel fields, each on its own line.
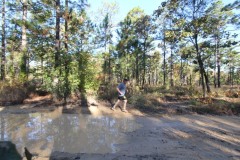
left=0, top=1, right=240, bottom=159
left=0, top=0, right=239, bottom=103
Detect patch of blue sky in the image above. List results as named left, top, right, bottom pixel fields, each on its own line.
left=86, top=0, right=239, bottom=54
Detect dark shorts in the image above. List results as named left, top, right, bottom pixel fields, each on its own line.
left=118, top=96, right=127, bottom=100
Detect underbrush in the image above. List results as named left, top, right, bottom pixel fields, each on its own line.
left=129, top=92, right=166, bottom=113
left=97, top=83, right=119, bottom=102
left=97, top=84, right=240, bottom=115
left=190, top=98, right=240, bottom=115
left=0, top=81, right=34, bottom=105
left=142, top=85, right=202, bottom=98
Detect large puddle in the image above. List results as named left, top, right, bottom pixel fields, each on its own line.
left=0, top=110, right=141, bottom=157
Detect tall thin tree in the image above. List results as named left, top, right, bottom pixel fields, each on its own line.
left=63, top=0, right=70, bottom=103
left=21, top=0, right=28, bottom=79
left=1, top=0, right=6, bottom=80
left=55, top=0, right=61, bottom=68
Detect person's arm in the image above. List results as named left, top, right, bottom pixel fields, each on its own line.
left=116, top=87, right=122, bottom=95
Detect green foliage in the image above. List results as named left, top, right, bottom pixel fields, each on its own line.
left=35, top=51, right=102, bottom=100
left=70, top=52, right=102, bottom=92
left=1, top=0, right=239, bottom=104
left=116, top=7, right=156, bottom=85
left=54, top=76, right=70, bottom=100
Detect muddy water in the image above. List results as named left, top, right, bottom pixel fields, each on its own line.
left=0, top=111, right=141, bottom=157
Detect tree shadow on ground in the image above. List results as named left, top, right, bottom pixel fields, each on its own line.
left=79, top=93, right=91, bottom=115
left=60, top=92, right=92, bottom=115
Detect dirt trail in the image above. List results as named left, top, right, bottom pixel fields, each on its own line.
left=0, top=98, right=240, bottom=160
left=49, top=111, right=240, bottom=160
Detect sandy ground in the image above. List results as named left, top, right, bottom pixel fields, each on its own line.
left=50, top=107, right=240, bottom=160
left=0, top=96, right=240, bottom=160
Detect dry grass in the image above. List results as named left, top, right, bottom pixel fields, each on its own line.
left=0, top=81, right=36, bottom=106
left=128, top=85, right=240, bottom=116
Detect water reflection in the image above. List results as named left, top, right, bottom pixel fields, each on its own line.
left=0, top=111, right=140, bottom=157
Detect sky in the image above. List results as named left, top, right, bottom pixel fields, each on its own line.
left=86, top=0, right=239, bottom=47
left=86, top=0, right=238, bottom=24
left=86, top=0, right=164, bottom=23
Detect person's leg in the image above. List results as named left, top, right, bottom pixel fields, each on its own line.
left=111, top=99, right=120, bottom=110
left=122, top=100, right=128, bottom=112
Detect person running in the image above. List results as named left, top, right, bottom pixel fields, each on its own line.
left=111, top=78, right=129, bottom=112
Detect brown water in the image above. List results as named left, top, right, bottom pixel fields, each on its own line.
left=0, top=111, right=141, bottom=157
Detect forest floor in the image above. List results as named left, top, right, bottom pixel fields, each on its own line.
left=0, top=94, right=240, bottom=160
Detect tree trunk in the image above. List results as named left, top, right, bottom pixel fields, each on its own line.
left=217, top=64, right=221, bottom=87
left=194, top=35, right=206, bottom=97
left=64, top=0, right=70, bottom=103
left=103, top=15, right=109, bottom=83
left=142, top=39, right=146, bottom=87
left=108, top=51, right=111, bottom=82
left=135, top=50, right=139, bottom=84
left=78, top=40, right=85, bottom=92
left=21, top=0, right=27, bottom=54
left=64, top=0, right=68, bottom=52
left=215, top=36, right=221, bottom=88
left=163, top=29, right=166, bottom=86
left=155, top=68, right=158, bottom=85
left=170, top=47, right=174, bottom=87
left=190, top=74, right=192, bottom=86
left=214, top=37, right=217, bottom=88
left=231, top=66, right=234, bottom=87
left=204, top=69, right=211, bottom=93
left=217, top=49, right=221, bottom=88
left=148, top=56, right=151, bottom=85
left=103, top=54, right=107, bottom=83
left=228, top=69, right=231, bottom=85
left=1, top=0, right=6, bottom=80
left=21, top=0, right=28, bottom=79
left=41, top=57, right=43, bottom=84
left=180, top=57, right=183, bottom=86
left=55, top=0, right=61, bottom=68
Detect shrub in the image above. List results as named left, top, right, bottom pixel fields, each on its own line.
left=129, top=93, right=163, bottom=109
left=0, top=81, right=29, bottom=105
left=97, top=83, right=118, bottom=102
left=225, top=89, right=239, bottom=98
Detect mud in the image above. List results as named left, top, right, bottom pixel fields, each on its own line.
left=0, top=99, right=239, bottom=160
